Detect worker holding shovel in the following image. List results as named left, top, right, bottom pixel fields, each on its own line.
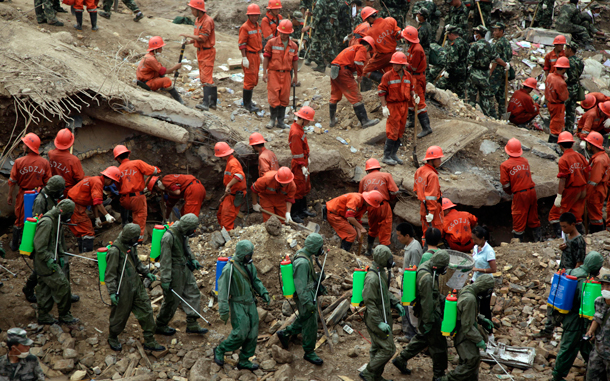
left=215, top=142, right=247, bottom=231
left=251, top=167, right=297, bottom=223
left=136, top=37, right=184, bottom=104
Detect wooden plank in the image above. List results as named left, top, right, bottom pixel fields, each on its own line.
left=325, top=299, right=350, bottom=327
left=124, top=358, right=137, bottom=378
left=266, top=313, right=297, bottom=347
left=322, top=290, right=351, bottom=317
left=134, top=341, right=152, bottom=369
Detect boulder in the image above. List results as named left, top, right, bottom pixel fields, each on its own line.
left=271, top=344, right=293, bottom=364
left=53, top=359, right=75, bottom=372
left=189, top=358, right=212, bottom=381
left=70, top=370, right=87, bottom=381
left=63, top=349, right=78, bottom=359
left=182, top=349, right=205, bottom=369
left=264, top=216, right=282, bottom=236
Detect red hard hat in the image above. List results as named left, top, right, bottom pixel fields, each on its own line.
left=148, top=36, right=165, bottom=51
left=247, top=3, right=260, bottom=14
left=267, top=0, right=282, bottom=9
left=100, top=166, right=121, bottom=182
left=249, top=132, right=266, bottom=146
left=361, top=6, right=377, bottom=20
left=277, top=19, right=293, bottom=34
left=522, top=77, right=537, bottom=89
left=424, top=145, right=444, bottom=161
left=295, top=106, right=315, bottom=121
left=581, top=94, right=596, bottom=110
left=21, top=133, right=41, bottom=154
left=147, top=176, right=159, bottom=192
left=585, top=131, right=604, bottom=150
left=214, top=142, right=234, bottom=157
left=113, top=145, right=131, bottom=159
left=362, top=190, right=383, bottom=208
left=188, top=0, right=206, bottom=12
left=361, top=36, right=376, bottom=51
left=599, top=101, right=610, bottom=117
left=54, top=128, right=74, bottom=150
left=365, top=158, right=381, bottom=171
left=557, top=131, right=575, bottom=143
left=555, top=56, right=570, bottom=69
left=441, top=198, right=456, bottom=211
left=504, top=138, right=523, bottom=157
left=390, top=51, right=408, bottom=65
left=401, top=26, right=420, bottom=43
left=553, top=35, right=567, bottom=45
left=275, top=167, right=294, bottom=184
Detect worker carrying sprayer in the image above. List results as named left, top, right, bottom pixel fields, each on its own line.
left=215, top=240, right=270, bottom=371
left=414, top=146, right=444, bottom=240
left=215, top=142, right=247, bottom=231
left=105, top=223, right=164, bottom=352
left=136, top=37, right=184, bottom=104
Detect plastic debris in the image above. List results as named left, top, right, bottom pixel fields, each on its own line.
left=336, top=137, right=348, bottom=145
left=350, top=146, right=357, bottom=153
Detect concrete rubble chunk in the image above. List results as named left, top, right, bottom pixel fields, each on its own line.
left=524, top=28, right=571, bottom=46
left=70, top=370, right=87, bottom=381
left=271, top=344, right=293, bottom=364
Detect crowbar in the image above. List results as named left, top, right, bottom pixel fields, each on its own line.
left=171, top=288, right=211, bottom=325
left=412, top=103, right=420, bottom=168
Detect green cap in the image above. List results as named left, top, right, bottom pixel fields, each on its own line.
left=416, top=8, right=429, bottom=17
left=491, top=22, right=505, bottom=30
left=7, top=328, right=33, bottom=346
left=600, top=274, right=610, bottom=284
left=445, top=24, right=461, bottom=35
left=473, top=25, right=488, bottom=34
left=292, top=11, right=304, bottom=22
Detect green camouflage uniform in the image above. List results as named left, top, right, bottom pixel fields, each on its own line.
left=466, top=36, right=498, bottom=118
left=379, top=0, right=409, bottom=28
left=34, top=0, right=59, bottom=24
left=216, top=240, right=269, bottom=368
left=427, top=42, right=447, bottom=83
left=472, top=0, right=492, bottom=28
left=300, top=0, right=314, bottom=10
left=556, top=4, right=593, bottom=46
left=586, top=287, right=610, bottom=380
left=565, top=54, right=585, bottom=131
left=101, top=0, right=139, bottom=15
left=490, top=35, right=512, bottom=115
left=336, top=0, right=352, bottom=50
left=535, top=0, right=555, bottom=29
left=291, top=12, right=310, bottom=50
left=418, top=21, right=433, bottom=57
left=413, top=1, right=441, bottom=35
left=0, top=355, right=45, bottom=381
left=353, top=12, right=364, bottom=28
left=437, top=36, right=469, bottom=99
left=309, top=0, right=339, bottom=68
left=444, top=4, right=469, bottom=41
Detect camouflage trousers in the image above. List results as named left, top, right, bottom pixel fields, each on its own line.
left=557, top=23, right=592, bottom=45
left=309, top=24, right=337, bottom=68
left=427, top=66, right=443, bottom=84
left=34, top=0, right=58, bottom=23
left=490, top=68, right=507, bottom=115
left=535, top=0, right=555, bottom=28
left=565, top=83, right=581, bottom=132
left=437, top=73, right=467, bottom=100
left=379, top=7, right=409, bottom=28
left=587, top=346, right=610, bottom=380
left=467, top=68, right=497, bottom=118
left=102, top=0, right=139, bottom=13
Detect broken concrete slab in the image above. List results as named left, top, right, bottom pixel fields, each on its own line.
left=355, top=120, right=387, bottom=146
left=416, top=119, right=488, bottom=166
left=524, top=28, right=571, bottom=46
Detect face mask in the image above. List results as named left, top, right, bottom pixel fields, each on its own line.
left=60, top=214, right=72, bottom=222
left=186, top=229, right=196, bottom=238
left=317, top=247, right=324, bottom=257
left=16, top=348, right=30, bottom=359
left=473, top=34, right=479, bottom=41
left=244, top=254, right=253, bottom=265
left=386, top=258, right=395, bottom=269
left=602, top=290, right=610, bottom=299
left=435, top=266, right=448, bottom=275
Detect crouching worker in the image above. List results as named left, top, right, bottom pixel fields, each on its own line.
left=137, top=36, right=184, bottom=104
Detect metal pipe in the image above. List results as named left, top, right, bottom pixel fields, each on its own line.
left=313, top=250, right=328, bottom=302
left=63, top=252, right=99, bottom=262
left=171, top=289, right=211, bottom=325
left=378, top=268, right=388, bottom=324
left=116, top=251, right=128, bottom=296
left=0, top=264, right=17, bottom=277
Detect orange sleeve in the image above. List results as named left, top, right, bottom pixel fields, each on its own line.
left=358, top=181, right=364, bottom=193
left=345, top=194, right=361, bottom=218
left=377, top=73, right=389, bottom=97
left=251, top=176, right=264, bottom=194
left=557, top=157, right=571, bottom=178
left=229, top=160, right=245, bottom=183
left=286, top=182, right=297, bottom=203
left=424, top=173, right=440, bottom=212
left=238, top=25, right=249, bottom=50
left=543, top=53, right=551, bottom=71
left=147, top=56, right=166, bottom=76
left=262, top=18, right=273, bottom=40
left=558, top=81, right=569, bottom=102
left=91, top=177, right=104, bottom=206
left=386, top=174, right=399, bottom=193
left=199, top=17, right=212, bottom=43
left=500, top=162, right=512, bottom=194
left=589, top=159, right=604, bottom=185
left=468, top=213, right=478, bottom=227
left=137, top=160, right=159, bottom=176
left=264, top=39, right=273, bottom=58
left=289, top=132, right=307, bottom=166
left=259, top=156, right=271, bottom=175
left=354, top=47, right=368, bottom=77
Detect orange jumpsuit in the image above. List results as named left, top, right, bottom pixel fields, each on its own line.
left=507, top=89, right=540, bottom=125
left=443, top=209, right=477, bottom=252
left=349, top=23, right=370, bottom=46
left=239, top=19, right=263, bottom=91
left=358, top=170, right=398, bottom=245
left=257, top=147, right=279, bottom=178
left=545, top=72, right=569, bottom=137
left=378, top=68, right=413, bottom=140
left=330, top=45, right=369, bottom=105
left=363, top=17, right=401, bottom=74
left=406, top=42, right=427, bottom=116
left=289, top=122, right=310, bottom=200
left=586, top=151, right=610, bottom=227
left=118, top=158, right=160, bottom=238
left=137, top=52, right=172, bottom=91
left=413, top=163, right=443, bottom=236
left=217, top=155, right=247, bottom=231
left=576, top=106, right=607, bottom=140
left=548, top=148, right=588, bottom=224
left=48, top=148, right=85, bottom=197
left=73, top=0, right=96, bottom=12
left=194, top=13, right=216, bottom=86
left=543, top=50, right=565, bottom=74
left=261, top=12, right=283, bottom=42
left=9, top=153, right=51, bottom=227
left=591, top=92, right=610, bottom=106
left=161, top=174, right=206, bottom=217
left=326, top=193, right=367, bottom=243
left=264, top=36, right=299, bottom=108
left=500, top=156, right=540, bottom=234
left=251, top=170, right=296, bottom=222
left=67, top=176, right=105, bottom=238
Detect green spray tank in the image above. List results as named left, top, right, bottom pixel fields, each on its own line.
left=150, top=224, right=168, bottom=262
left=579, top=278, right=602, bottom=320
left=351, top=268, right=367, bottom=306
left=280, top=255, right=295, bottom=299
left=19, top=217, right=38, bottom=256
left=441, top=290, right=458, bottom=337
left=402, top=265, right=417, bottom=306
left=97, top=247, right=108, bottom=285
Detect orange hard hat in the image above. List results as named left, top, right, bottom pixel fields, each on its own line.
left=362, top=190, right=383, bottom=208
left=214, top=142, right=234, bottom=157
left=522, top=77, right=537, bottom=89
left=147, top=176, right=159, bottom=192
left=148, top=36, right=166, bottom=51
left=581, top=94, right=596, bottom=110
left=557, top=131, right=575, bottom=143
left=441, top=198, right=456, bottom=211
left=21, top=133, right=41, bottom=154
left=249, top=132, right=266, bottom=146
left=354, top=22, right=370, bottom=35
left=54, top=128, right=74, bottom=150
left=555, top=56, right=570, bottom=69
left=365, top=158, right=381, bottom=171
left=599, top=101, right=610, bottom=117
left=275, top=167, right=294, bottom=184
left=401, top=26, right=420, bottom=43
left=585, top=131, right=604, bottom=150
left=277, top=19, right=293, bottom=34
left=295, top=106, right=315, bottom=121
left=361, top=35, right=376, bottom=51
left=267, top=0, right=282, bottom=9
left=504, top=138, right=523, bottom=157
left=390, top=51, right=408, bottom=65
left=113, top=145, right=131, bottom=159
left=361, top=6, right=377, bottom=20
left=100, top=166, right=121, bottom=182
left=247, top=3, right=260, bottom=14
left=188, top=0, right=206, bottom=12
left=424, top=145, right=444, bottom=161
left=553, top=35, right=567, bottom=45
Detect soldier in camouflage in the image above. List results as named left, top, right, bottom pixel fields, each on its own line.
left=443, top=0, right=468, bottom=44
left=291, top=11, right=310, bottom=55
left=472, top=0, right=492, bottom=29
left=98, top=0, right=143, bottom=22
left=585, top=273, right=610, bottom=380
left=535, top=0, right=554, bottom=29
left=436, top=25, right=469, bottom=100
left=0, top=328, right=44, bottom=381
left=415, top=8, right=433, bottom=58
left=556, top=0, right=597, bottom=51
left=564, top=42, right=585, bottom=132
left=412, top=0, right=441, bottom=38
left=307, top=0, right=339, bottom=72
left=427, top=43, right=446, bottom=83
left=489, top=22, right=512, bottom=115
left=466, top=25, right=497, bottom=118
left=34, top=0, right=64, bottom=26
left=378, top=0, right=409, bottom=28
left=336, top=0, right=352, bottom=51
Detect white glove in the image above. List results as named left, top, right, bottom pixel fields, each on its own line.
left=105, top=214, right=116, bottom=223
left=252, top=203, right=262, bottom=212
left=542, top=3, right=547, bottom=9
left=302, top=166, right=310, bottom=177
left=95, top=217, right=102, bottom=228
left=242, top=56, right=250, bottom=69
left=343, top=35, right=350, bottom=42
left=554, top=194, right=563, bottom=208
left=505, top=62, right=510, bottom=71
left=425, top=213, right=434, bottom=223
left=604, top=119, right=610, bottom=128
left=413, top=94, right=420, bottom=104
left=382, top=106, right=390, bottom=117
left=285, top=212, right=293, bottom=223
left=441, top=70, right=449, bottom=79
left=580, top=140, right=587, bottom=150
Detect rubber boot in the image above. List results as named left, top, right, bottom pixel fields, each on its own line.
left=213, top=346, right=225, bottom=366
left=59, top=315, right=80, bottom=325
left=390, top=139, right=404, bottom=165
left=168, top=88, right=184, bottom=104
left=99, top=10, right=111, bottom=18
left=242, top=89, right=259, bottom=112
left=369, top=71, right=383, bottom=83
left=196, top=86, right=210, bottom=111
left=143, top=341, right=166, bottom=351
left=340, top=239, right=353, bottom=252
left=392, top=357, right=412, bottom=375
left=73, top=11, right=82, bottom=30
left=23, top=272, right=37, bottom=303
left=237, top=361, right=259, bottom=371
left=277, top=330, right=291, bottom=349
left=329, top=103, right=338, bottom=127
left=513, top=232, right=523, bottom=242
left=10, top=227, right=23, bottom=251
left=90, top=11, right=98, bottom=30
left=405, top=112, right=415, bottom=128
left=301, top=197, right=316, bottom=217
left=353, top=102, right=379, bottom=128
left=48, top=19, right=64, bottom=26
left=365, top=235, right=375, bottom=256
left=552, top=222, right=562, bottom=238
left=266, top=107, right=277, bottom=129
left=155, top=325, right=177, bottom=335
left=133, top=11, right=144, bottom=22
left=589, top=224, right=604, bottom=234
left=303, top=352, right=323, bottom=366
left=548, top=134, right=558, bottom=144
left=186, top=321, right=209, bottom=334
left=208, top=86, right=218, bottom=110
left=276, top=106, right=289, bottom=129
left=382, top=139, right=397, bottom=165
left=576, top=223, right=584, bottom=235
left=416, top=113, right=432, bottom=138
left=304, top=58, right=312, bottom=66
left=81, top=237, right=94, bottom=253
left=108, top=336, right=122, bottom=351
left=532, top=227, right=543, bottom=242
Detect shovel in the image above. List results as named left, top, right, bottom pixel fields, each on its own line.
left=66, top=115, right=83, bottom=154
left=501, top=71, right=511, bottom=120
left=261, top=209, right=320, bottom=233
left=412, top=103, right=420, bottom=168
left=297, top=14, right=309, bottom=71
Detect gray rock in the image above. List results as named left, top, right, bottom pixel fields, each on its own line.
left=264, top=216, right=282, bottom=236
left=257, top=258, right=273, bottom=275
left=257, top=307, right=268, bottom=322
left=210, top=231, right=225, bottom=250
left=49, top=324, right=64, bottom=337
left=347, top=347, right=358, bottom=357
left=271, top=344, right=293, bottom=364
left=63, top=349, right=78, bottom=359
left=189, top=358, right=212, bottom=381
left=182, top=349, right=205, bottom=369
left=260, top=359, right=276, bottom=370
left=234, top=141, right=254, bottom=157
left=116, top=357, right=129, bottom=374
left=352, top=166, right=365, bottom=183
left=53, top=359, right=75, bottom=372
left=480, top=140, right=500, bottom=155
left=105, top=355, right=117, bottom=367
left=282, top=300, right=296, bottom=317
left=93, top=367, right=101, bottom=375
left=58, top=332, right=71, bottom=344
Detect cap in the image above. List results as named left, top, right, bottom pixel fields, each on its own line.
left=7, top=328, right=33, bottom=346
left=445, top=25, right=461, bottom=35
left=292, top=10, right=304, bottom=22
left=490, top=21, right=505, bottom=30
left=600, top=273, right=610, bottom=284
left=473, top=25, right=488, bottom=34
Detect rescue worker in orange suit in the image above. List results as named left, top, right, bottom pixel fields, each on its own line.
left=114, top=145, right=161, bottom=242
left=548, top=132, right=589, bottom=237
left=136, top=36, right=184, bottom=104
left=48, top=128, right=85, bottom=198
left=215, top=142, right=247, bottom=231
left=378, top=52, right=418, bottom=166
left=544, top=35, right=566, bottom=76
left=325, top=191, right=384, bottom=252
left=403, top=26, right=432, bottom=138
left=507, top=78, right=540, bottom=126
left=180, top=0, right=216, bottom=112
left=500, top=138, right=542, bottom=242
left=249, top=133, right=279, bottom=179
left=414, top=146, right=444, bottom=240
left=441, top=198, right=477, bottom=252
left=358, top=158, right=398, bottom=256
left=68, top=167, right=120, bottom=253
left=361, top=7, right=402, bottom=81
left=349, top=22, right=370, bottom=47
left=239, top=4, right=263, bottom=113
left=8, top=133, right=51, bottom=251
left=576, top=100, right=610, bottom=141
left=589, top=92, right=610, bottom=106
left=545, top=56, right=570, bottom=143
left=251, top=167, right=297, bottom=223
left=263, top=19, right=299, bottom=129
left=289, top=106, right=317, bottom=221
left=329, top=36, right=379, bottom=129
left=576, top=94, right=603, bottom=139
left=262, top=0, right=283, bottom=48
left=147, top=175, right=206, bottom=222
left=72, top=0, right=98, bottom=31
left=583, top=132, right=610, bottom=233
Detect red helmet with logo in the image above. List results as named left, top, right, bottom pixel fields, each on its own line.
left=553, top=35, right=567, bottom=45
left=504, top=138, right=523, bottom=157
left=267, top=0, right=282, bottom=9
left=599, top=101, right=610, bottom=117
left=100, top=166, right=121, bottom=182
left=522, top=77, right=537, bottom=89
left=557, top=131, right=575, bottom=143
left=22, top=133, right=41, bottom=154
left=555, top=56, right=570, bottom=69
left=214, top=142, right=234, bottom=157
left=362, top=190, right=383, bottom=208
left=148, top=36, right=165, bottom=51
left=361, top=36, right=375, bottom=51
left=277, top=19, right=293, bottom=34
left=54, top=128, right=74, bottom=150
left=247, top=3, right=260, bottom=14
left=275, top=167, right=294, bottom=184
left=361, top=6, right=377, bottom=20
left=365, top=158, right=381, bottom=171
left=424, top=146, right=444, bottom=161
left=295, top=106, right=315, bottom=121
left=188, top=0, right=206, bottom=12
left=581, top=94, right=596, bottom=110
left=401, top=26, right=420, bottom=43
left=585, top=131, right=604, bottom=150
left=389, top=52, right=408, bottom=65
left=441, top=198, right=456, bottom=210
left=113, top=145, right=131, bottom=159
left=249, top=132, right=266, bottom=146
